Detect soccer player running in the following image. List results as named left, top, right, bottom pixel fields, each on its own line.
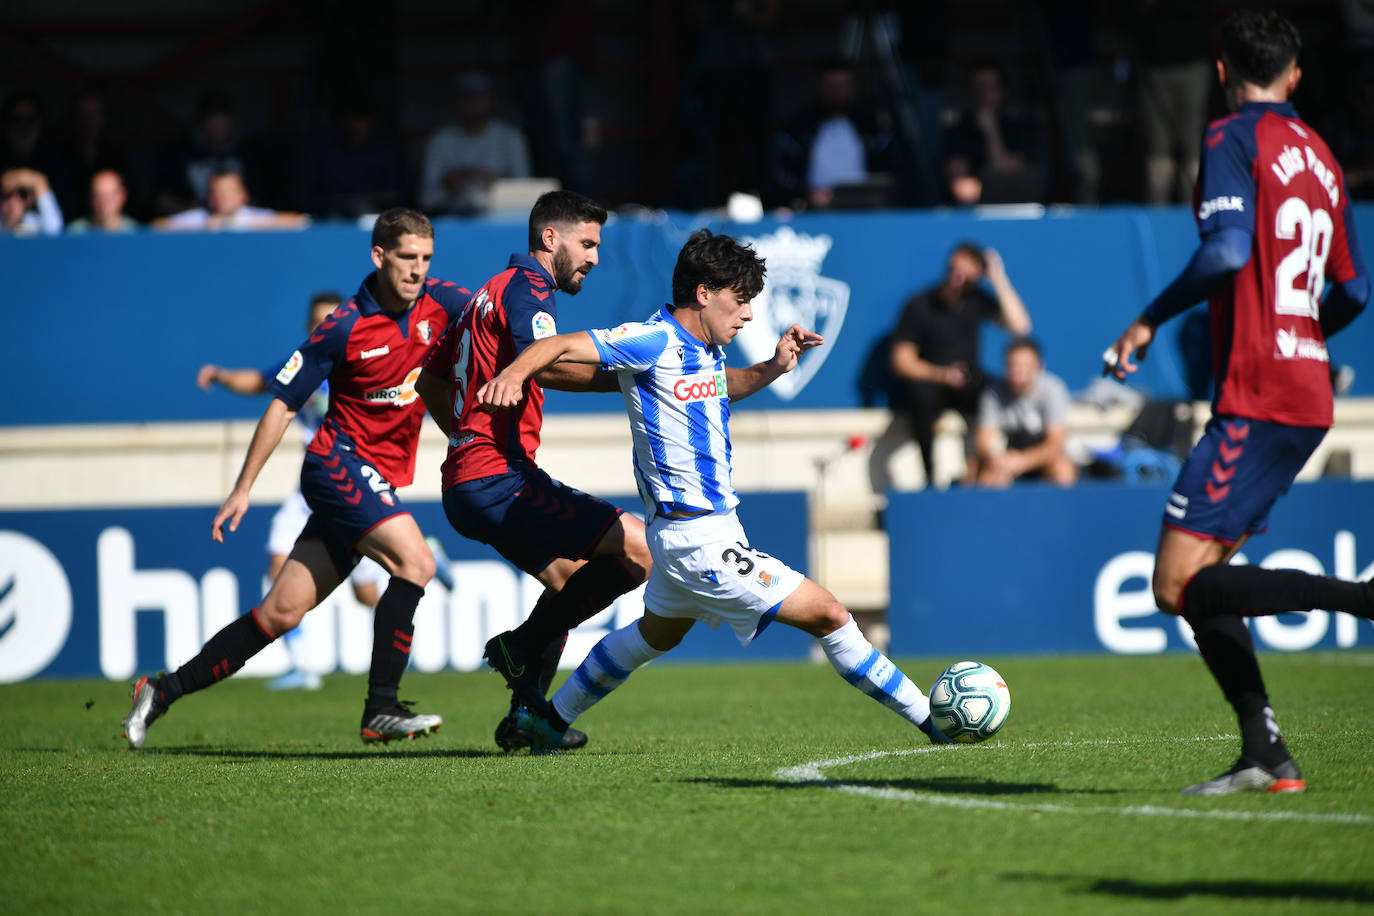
left=123, top=209, right=470, bottom=747
left=416, top=191, right=651, bottom=752
left=476, top=229, right=956, bottom=753
left=1103, top=10, right=1372, bottom=795
left=197, top=291, right=390, bottom=691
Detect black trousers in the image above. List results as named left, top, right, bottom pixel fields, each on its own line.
left=906, top=380, right=984, bottom=483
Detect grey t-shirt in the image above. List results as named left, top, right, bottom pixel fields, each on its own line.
left=978, top=370, right=1070, bottom=450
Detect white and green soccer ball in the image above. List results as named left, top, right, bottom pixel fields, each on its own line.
left=929, top=661, right=1011, bottom=743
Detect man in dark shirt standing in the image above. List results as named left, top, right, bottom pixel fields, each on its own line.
left=889, top=242, right=1031, bottom=486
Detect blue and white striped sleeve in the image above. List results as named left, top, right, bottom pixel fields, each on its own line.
left=589, top=323, right=671, bottom=372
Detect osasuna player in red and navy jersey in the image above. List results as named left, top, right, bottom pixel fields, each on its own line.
left=1105, top=11, right=1374, bottom=795
left=123, top=209, right=470, bottom=748
left=417, top=191, right=652, bottom=752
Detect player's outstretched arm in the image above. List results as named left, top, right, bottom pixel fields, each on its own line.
left=211, top=397, right=297, bottom=542
left=197, top=365, right=268, bottom=394
left=415, top=368, right=452, bottom=437
left=477, top=331, right=601, bottom=410
left=727, top=324, right=824, bottom=402
left=535, top=363, right=620, bottom=393
left=1103, top=227, right=1252, bottom=381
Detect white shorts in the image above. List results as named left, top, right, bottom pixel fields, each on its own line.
left=267, top=490, right=388, bottom=588
left=644, top=510, right=805, bottom=646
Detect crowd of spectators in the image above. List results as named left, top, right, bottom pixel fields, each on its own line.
left=2, top=0, right=1368, bottom=237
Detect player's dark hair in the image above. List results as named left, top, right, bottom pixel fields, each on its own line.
left=527, top=190, right=608, bottom=251
left=951, top=241, right=987, bottom=272
left=1006, top=336, right=1042, bottom=361
left=371, top=207, right=434, bottom=250
left=670, top=229, right=767, bottom=307
left=1219, top=10, right=1301, bottom=87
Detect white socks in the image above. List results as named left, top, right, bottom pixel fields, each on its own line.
left=551, top=620, right=664, bottom=724
left=819, top=619, right=932, bottom=727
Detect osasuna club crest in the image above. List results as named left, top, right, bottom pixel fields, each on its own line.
left=736, top=227, right=849, bottom=401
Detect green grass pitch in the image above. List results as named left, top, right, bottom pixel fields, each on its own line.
left=3, top=652, right=1372, bottom=914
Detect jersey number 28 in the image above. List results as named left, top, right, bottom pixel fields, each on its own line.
left=1274, top=197, right=1332, bottom=320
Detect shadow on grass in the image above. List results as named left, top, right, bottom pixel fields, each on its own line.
left=22, top=745, right=505, bottom=760
left=1008, top=873, right=1374, bottom=903
left=688, top=775, right=1119, bottom=795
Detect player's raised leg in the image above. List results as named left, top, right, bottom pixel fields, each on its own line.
left=355, top=512, right=442, bottom=743
left=774, top=578, right=952, bottom=744
left=123, top=539, right=341, bottom=748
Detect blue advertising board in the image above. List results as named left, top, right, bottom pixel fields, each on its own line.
left=0, top=492, right=812, bottom=682
left=886, top=479, right=1374, bottom=657
left=5, top=206, right=1373, bottom=426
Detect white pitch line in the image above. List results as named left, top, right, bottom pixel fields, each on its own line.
left=773, top=738, right=1374, bottom=826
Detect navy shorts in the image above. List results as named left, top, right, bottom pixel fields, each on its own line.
left=1164, top=414, right=1325, bottom=545
left=443, top=466, right=622, bottom=575
left=299, top=446, right=406, bottom=577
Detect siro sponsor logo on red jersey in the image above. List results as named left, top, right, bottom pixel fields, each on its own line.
left=672, top=370, right=728, bottom=403
left=364, top=367, right=423, bottom=405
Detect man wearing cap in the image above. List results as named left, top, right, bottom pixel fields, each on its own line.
left=419, top=71, right=532, bottom=216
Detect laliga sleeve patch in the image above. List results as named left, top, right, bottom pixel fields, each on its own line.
left=276, top=351, right=304, bottom=385
left=532, top=311, right=557, bottom=340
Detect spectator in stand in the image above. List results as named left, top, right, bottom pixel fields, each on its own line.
left=889, top=242, right=1031, bottom=486
left=57, top=87, right=136, bottom=222
left=1041, top=0, right=1103, bottom=205
left=155, top=168, right=306, bottom=232
left=944, top=63, right=1044, bottom=205
left=768, top=58, right=893, bottom=210
left=419, top=72, right=531, bottom=216
left=512, top=0, right=598, bottom=200
left=153, top=89, right=253, bottom=217
left=298, top=102, right=402, bottom=219
left=66, top=169, right=139, bottom=234
left=670, top=0, right=778, bottom=209
left=974, top=338, right=1077, bottom=487
left=1, top=92, right=66, bottom=195
left=1135, top=0, right=1217, bottom=204
left=2, top=167, right=63, bottom=236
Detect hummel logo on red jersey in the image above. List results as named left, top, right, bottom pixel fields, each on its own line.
left=361, top=345, right=390, bottom=359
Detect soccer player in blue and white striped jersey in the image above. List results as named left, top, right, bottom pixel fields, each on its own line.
left=476, top=229, right=954, bottom=752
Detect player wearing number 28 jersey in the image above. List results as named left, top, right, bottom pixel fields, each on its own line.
left=1194, top=86, right=1359, bottom=427
left=1104, top=10, right=1374, bottom=796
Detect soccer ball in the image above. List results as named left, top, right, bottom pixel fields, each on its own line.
left=929, top=661, right=1011, bottom=743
